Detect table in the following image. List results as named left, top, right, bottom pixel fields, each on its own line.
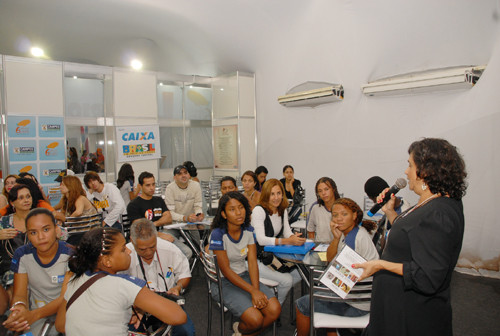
left=273, top=247, right=329, bottom=289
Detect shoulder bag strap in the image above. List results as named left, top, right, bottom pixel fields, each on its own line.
left=66, top=272, right=107, bottom=311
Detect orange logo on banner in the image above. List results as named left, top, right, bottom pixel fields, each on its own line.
left=16, top=119, right=31, bottom=133
left=19, top=165, right=33, bottom=173
left=45, top=142, right=59, bottom=156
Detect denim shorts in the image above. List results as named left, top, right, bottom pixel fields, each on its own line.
left=210, top=271, right=276, bottom=317
left=296, top=294, right=368, bottom=317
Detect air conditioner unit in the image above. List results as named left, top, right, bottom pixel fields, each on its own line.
left=361, top=65, right=486, bottom=97
left=278, top=82, right=344, bottom=107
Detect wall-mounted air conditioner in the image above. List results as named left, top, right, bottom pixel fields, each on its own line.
left=278, top=81, right=344, bottom=107
left=361, top=65, right=486, bottom=97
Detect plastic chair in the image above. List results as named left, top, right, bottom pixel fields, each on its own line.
left=63, top=213, right=103, bottom=245
left=307, top=266, right=372, bottom=335
left=121, top=213, right=131, bottom=242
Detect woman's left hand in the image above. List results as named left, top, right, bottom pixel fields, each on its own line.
left=352, top=260, right=382, bottom=280
left=251, top=289, right=268, bottom=309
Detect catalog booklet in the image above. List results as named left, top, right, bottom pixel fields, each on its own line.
left=319, top=245, right=366, bottom=299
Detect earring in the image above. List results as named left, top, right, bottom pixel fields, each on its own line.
left=421, top=183, right=427, bottom=191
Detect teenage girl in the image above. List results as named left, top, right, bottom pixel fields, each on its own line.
left=3, top=208, right=72, bottom=336
left=209, top=191, right=281, bottom=336
left=55, top=227, right=186, bottom=336
left=241, top=170, right=261, bottom=210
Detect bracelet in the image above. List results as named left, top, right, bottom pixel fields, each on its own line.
left=10, top=301, right=26, bottom=309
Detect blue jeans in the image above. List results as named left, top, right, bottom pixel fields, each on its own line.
left=171, top=308, right=196, bottom=336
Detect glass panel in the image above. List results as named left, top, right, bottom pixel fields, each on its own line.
left=64, top=77, right=104, bottom=118
left=157, top=84, right=183, bottom=119
left=66, top=125, right=105, bottom=173
left=186, top=126, right=213, bottom=169
left=184, top=86, right=212, bottom=120
left=159, top=127, right=184, bottom=169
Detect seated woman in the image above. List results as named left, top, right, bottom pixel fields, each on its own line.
left=279, top=165, right=301, bottom=200
left=54, top=175, right=98, bottom=245
left=55, top=227, right=186, bottom=336
left=254, top=166, right=268, bottom=192
left=0, top=174, right=19, bottom=209
left=3, top=208, right=72, bottom=336
left=209, top=191, right=280, bottom=336
left=295, top=198, right=379, bottom=336
left=0, top=185, right=32, bottom=290
left=307, top=177, right=341, bottom=243
left=251, top=178, right=305, bottom=306
left=241, top=170, right=261, bottom=210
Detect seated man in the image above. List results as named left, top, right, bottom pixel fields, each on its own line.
left=220, top=176, right=237, bottom=196
left=126, top=218, right=195, bottom=336
left=127, top=171, right=192, bottom=259
left=84, top=171, right=126, bottom=231
left=3, top=208, right=71, bottom=336
left=164, top=165, right=204, bottom=251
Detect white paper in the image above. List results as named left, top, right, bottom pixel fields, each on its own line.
left=314, top=243, right=330, bottom=252
left=319, top=245, right=366, bottom=299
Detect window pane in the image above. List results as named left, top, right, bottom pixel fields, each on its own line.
left=64, top=78, right=104, bottom=118
left=184, top=86, right=212, bottom=120
left=66, top=126, right=106, bottom=173
left=159, top=127, right=184, bottom=169
left=186, top=127, right=213, bottom=169
left=157, top=84, right=183, bottom=119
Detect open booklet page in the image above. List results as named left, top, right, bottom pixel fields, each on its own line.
left=319, top=245, right=366, bottom=299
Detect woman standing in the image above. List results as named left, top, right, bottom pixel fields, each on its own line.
left=280, top=165, right=301, bottom=200
left=116, top=163, right=139, bottom=208
left=307, top=177, right=341, bottom=243
left=354, top=138, right=467, bottom=336
left=241, top=171, right=261, bottom=210
left=0, top=174, right=19, bottom=209
left=251, top=179, right=305, bottom=306
left=209, top=192, right=280, bottom=335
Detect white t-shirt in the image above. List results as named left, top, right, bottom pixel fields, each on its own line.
left=126, top=238, right=191, bottom=292
left=89, top=183, right=126, bottom=226
left=307, top=203, right=333, bottom=243
left=119, top=180, right=133, bottom=208
left=251, top=206, right=293, bottom=246
left=64, top=271, right=145, bottom=336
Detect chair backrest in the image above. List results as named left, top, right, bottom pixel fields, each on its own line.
left=199, top=249, right=220, bottom=285
left=309, top=266, right=372, bottom=334
left=64, top=213, right=103, bottom=235
left=121, top=213, right=131, bottom=241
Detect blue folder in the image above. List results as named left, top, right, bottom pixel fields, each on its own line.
left=263, top=241, right=315, bottom=254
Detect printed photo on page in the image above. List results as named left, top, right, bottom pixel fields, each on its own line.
left=319, top=245, right=366, bottom=298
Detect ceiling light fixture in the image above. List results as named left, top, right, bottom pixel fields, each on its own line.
left=30, top=47, right=44, bottom=57
left=131, top=59, right=143, bottom=70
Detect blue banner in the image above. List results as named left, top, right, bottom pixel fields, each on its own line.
left=39, top=139, right=66, bottom=161
left=7, top=116, right=36, bottom=138
left=38, top=117, right=65, bottom=138
left=9, top=139, right=37, bottom=162
left=9, top=163, right=38, bottom=179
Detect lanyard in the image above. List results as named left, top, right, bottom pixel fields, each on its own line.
left=137, top=251, right=169, bottom=291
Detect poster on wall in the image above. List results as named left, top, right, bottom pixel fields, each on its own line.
left=39, top=139, right=66, bottom=161
left=9, top=163, right=38, bottom=178
left=7, top=116, right=36, bottom=138
left=38, top=117, right=65, bottom=138
left=213, top=125, right=238, bottom=169
left=116, top=125, right=161, bottom=162
left=8, top=139, right=37, bottom=162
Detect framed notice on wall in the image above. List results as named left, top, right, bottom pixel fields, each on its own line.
left=116, top=125, right=161, bottom=162
left=213, top=125, right=238, bottom=169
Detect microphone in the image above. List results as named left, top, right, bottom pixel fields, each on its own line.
left=367, top=178, right=407, bottom=217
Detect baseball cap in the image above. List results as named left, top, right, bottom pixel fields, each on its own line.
left=54, top=169, right=75, bottom=182
left=173, top=165, right=188, bottom=175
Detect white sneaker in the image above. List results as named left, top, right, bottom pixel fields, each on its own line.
left=232, top=322, right=242, bottom=336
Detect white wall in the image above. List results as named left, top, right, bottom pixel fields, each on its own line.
left=255, top=0, right=500, bottom=276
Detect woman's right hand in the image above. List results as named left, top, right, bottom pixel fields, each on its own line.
left=329, top=222, right=342, bottom=240
left=251, top=289, right=268, bottom=309
left=0, top=228, right=19, bottom=240
left=286, top=233, right=306, bottom=246
left=377, top=187, right=396, bottom=213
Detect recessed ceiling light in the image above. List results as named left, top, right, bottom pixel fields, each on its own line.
left=131, top=59, right=143, bottom=70
left=30, top=47, right=44, bottom=57
left=220, top=88, right=224, bottom=91
left=73, top=76, right=78, bottom=79
left=159, top=82, right=163, bottom=86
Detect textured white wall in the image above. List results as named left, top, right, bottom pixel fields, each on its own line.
left=254, top=0, right=500, bottom=276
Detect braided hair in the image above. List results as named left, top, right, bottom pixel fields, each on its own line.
left=68, top=227, right=122, bottom=279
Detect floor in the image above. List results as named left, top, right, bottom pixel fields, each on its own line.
left=184, top=264, right=500, bottom=336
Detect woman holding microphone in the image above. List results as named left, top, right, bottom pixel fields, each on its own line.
left=354, top=138, right=467, bottom=336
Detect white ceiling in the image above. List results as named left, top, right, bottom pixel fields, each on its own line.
left=0, top=0, right=310, bottom=76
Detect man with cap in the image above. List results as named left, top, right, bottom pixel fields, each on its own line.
left=364, top=176, right=411, bottom=253
left=164, top=165, right=204, bottom=223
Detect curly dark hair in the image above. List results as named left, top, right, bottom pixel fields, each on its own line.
left=408, top=138, right=467, bottom=200
left=211, top=191, right=251, bottom=232
left=332, top=198, right=376, bottom=234
left=68, top=227, right=122, bottom=279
